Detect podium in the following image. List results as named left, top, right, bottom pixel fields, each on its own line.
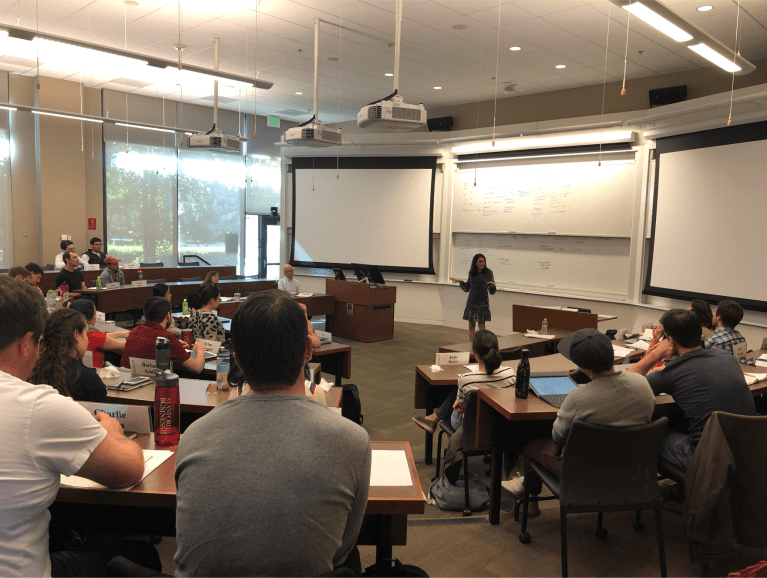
left=326, top=279, right=396, bottom=342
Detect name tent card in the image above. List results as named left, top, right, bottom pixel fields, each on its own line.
left=435, top=352, right=471, bottom=365
left=78, top=401, right=152, bottom=433
left=123, top=263, right=139, bottom=270
left=130, top=358, right=157, bottom=376
left=199, top=339, right=221, bottom=354
left=84, top=263, right=100, bottom=271
left=96, top=311, right=106, bottom=324
left=106, top=282, right=120, bottom=289
left=131, top=280, right=147, bottom=288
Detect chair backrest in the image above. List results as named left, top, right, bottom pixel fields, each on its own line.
left=461, top=390, right=481, bottom=452
left=559, top=417, right=667, bottom=508
left=179, top=276, right=202, bottom=282
left=178, top=261, right=199, bottom=267
left=148, top=278, right=167, bottom=284
left=43, top=264, right=55, bottom=271
left=140, top=262, right=164, bottom=268
left=219, top=275, right=237, bottom=280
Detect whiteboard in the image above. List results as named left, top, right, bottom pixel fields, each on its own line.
left=452, top=233, right=630, bottom=299
left=452, top=158, right=636, bottom=236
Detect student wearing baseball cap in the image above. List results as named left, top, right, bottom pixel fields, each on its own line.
left=99, top=256, right=125, bottom=286
left=502, top=328, right=655, bottom=514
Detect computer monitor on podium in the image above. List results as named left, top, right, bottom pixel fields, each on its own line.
left=351, top=263, right=385, bottom=287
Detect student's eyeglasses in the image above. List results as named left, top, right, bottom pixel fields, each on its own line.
left=740, top=357, right=756, bottom=366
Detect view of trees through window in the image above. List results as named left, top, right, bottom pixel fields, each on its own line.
left=105, top=141, right=280, bottom=273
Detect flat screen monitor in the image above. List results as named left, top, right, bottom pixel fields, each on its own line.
left=351, top=263, right=385, bottom=286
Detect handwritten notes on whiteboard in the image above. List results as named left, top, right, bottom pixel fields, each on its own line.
left=453, top=159, right=636, bottom=237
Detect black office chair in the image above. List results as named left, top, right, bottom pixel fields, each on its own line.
left=43, top=264, right=55, bottom=271
left=177, top=261, right=199, bottom=267
left=434, top=390, right=491, bottom=516
left=140, top=262, right=164, bottom=268
left=179, top=276, right=202, bottom=282
left=518, top=418, right=668, bottom=577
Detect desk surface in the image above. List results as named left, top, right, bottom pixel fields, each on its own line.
left=55, top=436, right=424, bottom=516
left=438, top=332, right=568, bottom=356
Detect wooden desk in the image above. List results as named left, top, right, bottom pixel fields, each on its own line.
left=105, top=377, right=230, bottom=414
left=438, top=332, right=568, bottom=359
left=513, top=304, right=598, bottom=334
left=42, top=265, right=236, bottom=294
left=326, top=279, right=396, bottom=342
left=217, top=293, right=336, bottom=320
left=55, top=436, right=424, bottom=564
left=414, top=354, right=577, bottom=465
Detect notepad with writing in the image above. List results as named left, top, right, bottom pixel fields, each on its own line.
left=60, top=449, right=174, bottom=491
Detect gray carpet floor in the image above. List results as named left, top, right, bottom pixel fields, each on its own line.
left=155, top=321, right=766, bottom=576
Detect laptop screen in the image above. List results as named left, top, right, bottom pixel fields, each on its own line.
left=529, top=375, right=578, bottom=397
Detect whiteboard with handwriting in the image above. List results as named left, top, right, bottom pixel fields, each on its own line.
left=451, top=233, right=630, bottom=299
left=452, top=159, right=636, bottom=236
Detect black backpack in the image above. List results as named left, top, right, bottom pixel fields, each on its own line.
left=341, top=383, right=363, bottom=425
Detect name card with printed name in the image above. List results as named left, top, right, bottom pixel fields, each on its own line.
left=130, top=358, right=158, bottom=376
left=123, top=263, right=139, bottom=269
left=199, top=339, right=221, bottom=354
left=84, top=263, right=100, bottom=271
left=316, top=330, right=332, bottom=342
left=78, top=401, right=151, bottom=433
left=96, top=311, right=106, bottom=323
left=131, top=280, right=147, bottom=288
left=106, top=282, right=120, bottom=289
left=435, top=352, right=471, bottom=365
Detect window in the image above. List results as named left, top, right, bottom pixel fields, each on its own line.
left=0, top=130, right=11, bottom=268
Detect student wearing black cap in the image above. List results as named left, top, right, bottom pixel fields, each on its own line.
left=502, top=328, right=655, bottom=513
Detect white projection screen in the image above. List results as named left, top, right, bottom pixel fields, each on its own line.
left=645, top=121, right=767, bottom=311
left=291, top=157, right=436, bottom=274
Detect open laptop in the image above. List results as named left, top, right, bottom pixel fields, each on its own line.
left=528, top=370, right=578, bottom=409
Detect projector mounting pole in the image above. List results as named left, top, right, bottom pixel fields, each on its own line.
left=313, top=18, right=320, bottom=122
left=213, top=37, right=219, bottom=128
left=393, top=0, right=401, bottom=95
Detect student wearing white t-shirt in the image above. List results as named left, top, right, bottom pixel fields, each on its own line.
left=0, top=277, right=158, bottom=577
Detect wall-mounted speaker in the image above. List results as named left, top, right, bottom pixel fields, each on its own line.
left=649, top=85, right=687, bottom=108
left=427, top=116, right=453, bottom=132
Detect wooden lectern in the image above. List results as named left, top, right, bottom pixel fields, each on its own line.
left=325, top=279, right=396, bottom=342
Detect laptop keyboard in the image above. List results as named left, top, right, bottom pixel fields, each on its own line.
left=540, top=393, right=570, bottom=408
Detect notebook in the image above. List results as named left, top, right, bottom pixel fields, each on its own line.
left=528, top=375, right=578, bottom=409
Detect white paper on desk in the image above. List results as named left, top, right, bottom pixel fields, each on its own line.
left=371, top=450, right=412, bottom=487
left=642, top=328, right=654, bottom=340
left=524, top=333, right=556, bottom=340
left=758, top=354, right=767, bottom=361
left=463, top=364, right=480, bottom=372
left=60, top=450, right=173, bottom=491
left=612, top=345, right=634, bottom=357
left=627, top=340, right=650, bottom=351
left=297, top=293, right=313, bottom=297
left=219, top=296, right=234, bottom=302
left=744, top=373, right=767, bottom=385
left=755, top=360, right=767, bottom=368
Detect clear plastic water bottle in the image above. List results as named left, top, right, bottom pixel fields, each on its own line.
left=515, top=349, right=530, bottom=399
left=155, top=336, right=171, bottom=372
left=46, top=289, right=56, bottom=312
left=216, top=347, right=230, bottom=391
left=154, top=370, right=180, bottom=447
left=541, top=318, right=548, bottom=335
left=182, top=298, right=189, bottom=316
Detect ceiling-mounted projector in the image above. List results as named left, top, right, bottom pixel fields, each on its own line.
left=357, top=94, right=426, bottom=132
left=187, top=127, right=241, bottom=153
left=284, top=120, right=342, bottom=147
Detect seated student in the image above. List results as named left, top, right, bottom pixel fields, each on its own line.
left=99, top=256, right=125, bottom=285
left=174, top=290, right=371, bottom=576
left=629, top=309, right=755, bottom=471
left=80, top=237, right=105, bottom=267
left=0, top=277, right=158, bottom=578
left=506, top=328, right=655, bottom=512
left=25, top=262, right=45, bottom=295
left=188, top=286, right=225, bottom=342
left=277, top=263, right=300, bottom=294
left=54, top=251, right=87, bottom=290
left=68, top=298, right=130, bottom=368
left=201, top=271, right=219, bottom=288
left=8, top=265, right=30, bottom=281
left=54, top=240, right=74, bottom=271
left=152, top=283, right=185, bottom=343
left=29, top=308, right=108, bottom=402
left=689, top=298, right=715, bottom=341
left=704, top=299, right=746, bottom=353
left=121, top=297, right=205, bottom=373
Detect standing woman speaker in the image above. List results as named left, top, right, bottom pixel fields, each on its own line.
left=450, top=253, right=496, bottom=341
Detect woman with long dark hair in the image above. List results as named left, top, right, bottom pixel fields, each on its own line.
left=689, top=299, right=714, bottom=341
left=450, top=253, right=496, bottom=340
left=188, top=285, right=226, bottom=342
left=29, top=308, right=107, bottom=402
left=202, top=271, right=219, bottom=288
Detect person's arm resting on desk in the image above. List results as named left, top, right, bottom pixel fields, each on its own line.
left=74, top=412, right=144, bottom=487
left=179, top=341, right=206, bottom=374
left=628, top=340, right=674, bottom=376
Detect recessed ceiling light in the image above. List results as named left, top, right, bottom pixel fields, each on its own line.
left=295, top=92, right=303, bottom=95
left=555, top=64, right=566, bottom=69
left=433, top=86, right=442, bottom=90
left=697, top=5, right=713, bottom=11
left=509, top=46, right=521, bottom=51
left=124, top=0, right=139, bottom=5
left=452, top=24, right=467, bottom=30
left=384, top=73, right=393, bottom=77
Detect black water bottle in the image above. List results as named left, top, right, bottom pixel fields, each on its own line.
left=155, top=336, right=171, bottom=372
left=515, top=348, right=530, bottom=399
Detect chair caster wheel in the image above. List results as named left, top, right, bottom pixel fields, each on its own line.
left=595, top=527, right=608, bottom=539
left=632, top=520, right=645, bottom=531
left=463, top=509, right=472, bottom=517
left=519, top=532, right=531, bottom=544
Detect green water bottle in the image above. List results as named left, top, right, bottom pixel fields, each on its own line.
left=182, top=298, right=189, bottom=316
left=96, top=278, right=102, bottom=291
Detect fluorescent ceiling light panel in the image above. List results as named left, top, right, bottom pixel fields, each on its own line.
left=451, top=130, right=635, bottom=154
left=32, top=110, right=103, bottom=123
left=34, top=38, right=147, bottom=72
left=688, top=43, right=741, bottom=72
left=0, top=105, right=16, bottom=111
left=455, top=149, right=632, bottom=163
left=115, top=122, right=175, bottom=134
left=623, top=2, right=693, bottom=42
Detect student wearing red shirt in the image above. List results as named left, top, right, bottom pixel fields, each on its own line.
left=69, top=299, right=129, bottom=368
left=121, top=297, right=205, bottom=373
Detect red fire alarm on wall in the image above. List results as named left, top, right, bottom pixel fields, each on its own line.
left=88, top=218, right=97, bottom=230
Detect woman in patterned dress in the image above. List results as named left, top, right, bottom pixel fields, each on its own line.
left=450, top=253, right=496, bottom=341
left=188, top=285, right=226, bottom=342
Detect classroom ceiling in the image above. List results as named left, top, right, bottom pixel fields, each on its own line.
left=0, top=0, right=765, bottom=126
